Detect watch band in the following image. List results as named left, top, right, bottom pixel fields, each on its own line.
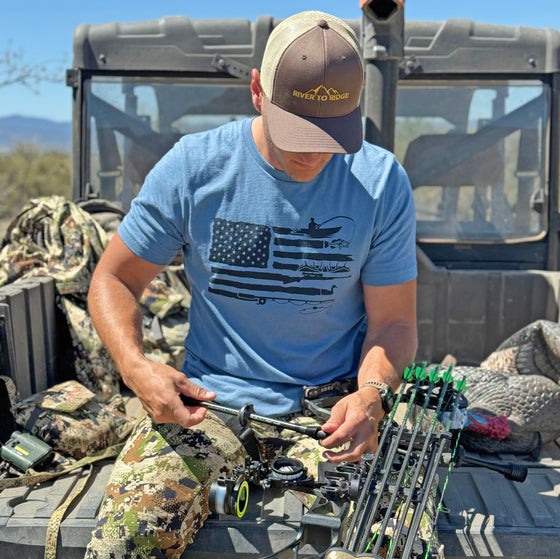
left=359, top=380, right=395, bottom=413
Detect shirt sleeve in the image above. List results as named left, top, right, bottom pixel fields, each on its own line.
left=118, top=142, right=187, bottom=266
left=360, top=159, right=417, bottom=286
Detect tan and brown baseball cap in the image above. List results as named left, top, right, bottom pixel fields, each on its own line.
left=260, top=11, right=364, bottom=154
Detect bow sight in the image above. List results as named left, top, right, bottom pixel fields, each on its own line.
left=209, top=364, right=528, bottom=559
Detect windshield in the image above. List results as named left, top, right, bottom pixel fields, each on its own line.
left=84, top=76, right=256, bottom=209
left=395, top=81, right=548, bottom=243
left=84, top=76, right=549, bottom=245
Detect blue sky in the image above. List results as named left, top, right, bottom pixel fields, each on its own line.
left=1, top=0, right=559, bottom=122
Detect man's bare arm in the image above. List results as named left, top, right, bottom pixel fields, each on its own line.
left=321, top=278, right=417, bottom=461
left=88, top=232, right=214, bottom=426
left=358, top=278, right=418, bottom=391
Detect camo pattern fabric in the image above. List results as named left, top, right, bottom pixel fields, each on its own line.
left=140, top=267, right=192, bottom=371
left=84, top=410, right=440, bottom=558
left=141, top=276, right=186, bottom=320
left=142, top=313, right=190, bottom=370
left=58, top=295, right=120, bottom=399
left=0, top=195, right=193, bottom=399
left=84, top=411, right=327, bottom=558
left=0, top=195, right=121, bottom=397
left=253, top=413, right=327, bottom=470
left=11, top=380, right=132, bottom=459
left=84, top=411, right=247, bottom=558
left=0, top=195, right=107, bottom=294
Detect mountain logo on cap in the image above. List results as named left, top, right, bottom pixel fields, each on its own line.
left=292, top=84, right=350, bottom=102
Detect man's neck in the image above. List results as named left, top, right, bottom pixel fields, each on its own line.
left=251, top=116, right=282, bottom=170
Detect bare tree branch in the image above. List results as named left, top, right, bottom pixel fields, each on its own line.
left=0, top=44, right=65, bottom=92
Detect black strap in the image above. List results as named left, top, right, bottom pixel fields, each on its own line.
left=301, top=377, right=358, bottom=422
left=302, top=395, right=343, bottom=421
left=23, top=406, right=43, bottom=434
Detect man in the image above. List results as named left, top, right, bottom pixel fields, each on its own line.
left=85, top=10, right=417, bottom=557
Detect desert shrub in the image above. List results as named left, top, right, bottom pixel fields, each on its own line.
left=0, top=142, right=71, bottom=238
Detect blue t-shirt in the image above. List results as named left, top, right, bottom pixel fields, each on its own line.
left=119, top=118, right=417, bottom=415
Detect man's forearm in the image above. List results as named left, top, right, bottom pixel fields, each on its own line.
left=88, top=265, right=215, bottom=428
left=88, top=271, right=146, bottom=378
left=87, top=232, right=167, bottom=384
left=358, top=320, right=418, bottom=391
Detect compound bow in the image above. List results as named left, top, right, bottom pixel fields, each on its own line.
left=208, top=364, right=527, bottom=559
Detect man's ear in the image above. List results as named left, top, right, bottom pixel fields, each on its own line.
left=251, top=68, right=264, bottom=113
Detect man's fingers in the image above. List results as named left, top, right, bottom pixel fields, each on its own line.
left=169, top=392, right=208, bottom=428
left=177, top=377, right=216, bottom=403
left=320, top=428, right=351, bottom=449
left=174, top=379, right=217, bottom=427
left=323, top=438, right=365, bottom=463
left=178, top=405, right=208, bottom=427
left=164, top=377, right=216, bottom=427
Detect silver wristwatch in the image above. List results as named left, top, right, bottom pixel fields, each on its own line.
left=360, top=380, right=395, bottom=413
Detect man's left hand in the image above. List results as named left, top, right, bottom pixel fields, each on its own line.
left=319, top=388, right=384, bottom=462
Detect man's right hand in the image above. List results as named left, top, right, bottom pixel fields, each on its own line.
left=122, top=358, right=216, bottom=428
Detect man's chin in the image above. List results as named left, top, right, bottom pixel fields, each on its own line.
left=285, top=165, right=327, bottom=183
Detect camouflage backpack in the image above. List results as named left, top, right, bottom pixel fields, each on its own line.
left=0, top=376, right=133, bottom=559
left=0, top=195, right=193, bottom=399
left=0, top=195, right=120, bottom=399
left=10, top=379, right=132, bottom=460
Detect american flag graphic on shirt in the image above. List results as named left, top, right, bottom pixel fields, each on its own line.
left=208, top=217, right=354, bottom=313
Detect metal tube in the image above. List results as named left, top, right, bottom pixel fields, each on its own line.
left=180, top=396, right=327, bottom=440
left=363, top=59, right=399, bottom=151
left=361, top=0, right=404, bottom=151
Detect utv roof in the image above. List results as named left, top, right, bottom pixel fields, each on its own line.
left=72, top=16, right=560, bottom=74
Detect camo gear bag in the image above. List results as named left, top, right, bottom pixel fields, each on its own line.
left=0, top=195, right=120, bottom=399
left=10, top=379, right=132, bottom=459
left=0, top=196, right=192, bottom=400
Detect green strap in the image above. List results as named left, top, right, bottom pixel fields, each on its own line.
left=0, top=443, right=124, bottom=559
left=44, top=464, right=94, bottom=559
left=0, top=443, right=123, bottom=490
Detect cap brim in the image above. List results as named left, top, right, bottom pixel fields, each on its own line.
left=263, top=97, right=363, bottom=154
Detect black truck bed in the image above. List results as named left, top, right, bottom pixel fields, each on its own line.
left=1, top=439, right=559, bottom=559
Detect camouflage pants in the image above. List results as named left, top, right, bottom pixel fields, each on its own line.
left=84, top=411, right=324, bottom=558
